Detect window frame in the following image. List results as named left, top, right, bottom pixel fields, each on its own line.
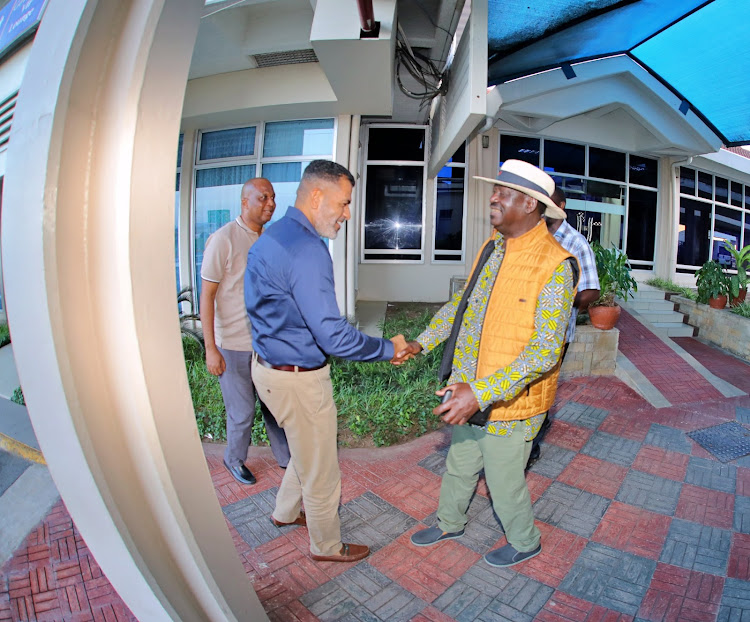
left=360, top=123, right=429, bottom=264
left=431, top=149, right=467, bottom=264
left=191, top=118, right=338, bottom=297
left=676, top=166, right=750, bottom=273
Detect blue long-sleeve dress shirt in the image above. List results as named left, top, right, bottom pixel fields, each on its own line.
left=245, top=206, right=395, bottom=367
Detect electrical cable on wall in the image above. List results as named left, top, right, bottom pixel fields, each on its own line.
left=395, top=23, right=450, bottom=110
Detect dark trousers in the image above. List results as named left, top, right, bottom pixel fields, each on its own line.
left=530, top=342, right=570, bottom=453
left=218, top=347, right=290, bottom=468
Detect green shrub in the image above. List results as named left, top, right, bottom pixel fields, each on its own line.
left=645, top=277, right=697, bottom=301
left=11, top=386, right=24, bottom=406
left=0, top=323, right=9, bottom=348
left=183, top=303, right=448, bottom=448
left=183, top=337, right=280, bottom=445
left=695, top=260, right=730, bottom=303
left=332, top=306, right=445, bottom=447
left=729, top=302, right=750, bottom=318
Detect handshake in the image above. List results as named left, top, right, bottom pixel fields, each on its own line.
left=388, top=334, right=422, bottom=365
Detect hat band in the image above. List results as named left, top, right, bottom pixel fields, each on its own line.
left=496, top=170, right=551, bottom=199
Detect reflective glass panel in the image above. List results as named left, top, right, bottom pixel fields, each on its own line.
left=435, top=167, right=464, bottom=252
left=175, top=172, right=180, bottom=291
left=731, top=181, right=743, bottom=207
left=544, top=140, right=584, bottom=175
left=589, top=147, right=625, bottom=182
left=677, top=197, right=710, bottom=266
left=713, top=205, right=743, bottom=268
left=448, top=143, right=465, bottom=163
left=746, top=186, right=750, bottom=211
left=745, top=211, right=750, bottom=248
left=177, top=133, right=184, bottom=168
left=500, top=135, right=540, bottom=166
left=715, top=177, right=729, bottom=204
left=262, top=161, right=310, bottom=225
left=629, top=155, right=658, bottom=188
left=698, top=171, right=712, bottom=199
left=199, top=127, right=256, bottom=160
left=263, top=119, right=334, bottom=158
left=680, top=167, right=696, bottom=195
left=367, top=128, right=425, bottom=161
left=194, top=164, right=255, bottom=298
left=626, top=188, right=657, bottom=262
left=364, top=165, right=423, bottom=250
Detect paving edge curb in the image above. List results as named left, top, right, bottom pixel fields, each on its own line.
left=0, top=431, right=45, bottom=464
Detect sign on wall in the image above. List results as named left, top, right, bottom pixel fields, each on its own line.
left=0, top=0, right=47, bottom=62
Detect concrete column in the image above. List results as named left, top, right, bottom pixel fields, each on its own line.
left=654, top=156, right=682, bottom=280
left=2, top=1, right=267, bottom=620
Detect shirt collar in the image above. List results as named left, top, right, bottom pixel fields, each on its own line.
left=234, top=216, right=262, bottom=235
left=286, top=205, right=318, bottom=236
left=554, top=219, right=574, bottom=240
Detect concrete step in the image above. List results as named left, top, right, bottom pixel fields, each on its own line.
left=631, top=289, right=669, bottom=300
left=651, top=322, right=696, bottom=337
left=628, top=299, right=676, bottom=311
left=638, top=310, right=688, bottom=324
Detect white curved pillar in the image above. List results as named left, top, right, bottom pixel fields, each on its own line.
left=2, top=1, right=267, bottom=620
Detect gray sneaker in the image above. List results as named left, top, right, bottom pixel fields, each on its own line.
left=484, top=543, right=541, bottom=567
left=410, top=526, right=465, bottom=547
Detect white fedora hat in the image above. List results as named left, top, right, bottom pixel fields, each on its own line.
left=474, top=159, right=567, bottom=220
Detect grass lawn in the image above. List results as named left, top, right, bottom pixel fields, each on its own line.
left=185, top=302, right=447, bottom=449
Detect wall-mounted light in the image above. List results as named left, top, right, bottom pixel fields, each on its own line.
left=482, top=135, right=489, bottom=149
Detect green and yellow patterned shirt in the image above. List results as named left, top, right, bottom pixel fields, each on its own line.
left=417, top=235, right=574, bottom=439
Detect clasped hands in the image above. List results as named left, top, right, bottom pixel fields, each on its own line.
left=388, top=335, right=480, bottom=425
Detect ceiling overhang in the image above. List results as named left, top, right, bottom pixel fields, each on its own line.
left=491, top=55, right=722, bottom=157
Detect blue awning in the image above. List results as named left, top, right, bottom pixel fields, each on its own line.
left=487, top=0, right=750, bottom=146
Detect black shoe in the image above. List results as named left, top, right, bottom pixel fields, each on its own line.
left=526, top=445, right=541, bottom=470
left=223, top=459, right=256, bottom=485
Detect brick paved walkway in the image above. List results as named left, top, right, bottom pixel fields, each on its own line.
left=2, top=337, right=750, bottom=620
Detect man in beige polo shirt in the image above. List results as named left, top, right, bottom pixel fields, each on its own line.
left=200, top=177, right=290, bottom=485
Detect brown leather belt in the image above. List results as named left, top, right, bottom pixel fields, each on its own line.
left=256, top=354, right=327, bottom=372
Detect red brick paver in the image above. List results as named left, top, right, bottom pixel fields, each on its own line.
left=592, top=502, right=672, bottom=560
left=637, top=563, right=724, bottom=622
left=617, top=310, right=723, bottom=404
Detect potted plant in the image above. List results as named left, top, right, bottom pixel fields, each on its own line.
left=722, top=241, right=750, bottom=306
left=588, top=244, right=638, bottom=330
left=695, top=259, right=730, bottom=309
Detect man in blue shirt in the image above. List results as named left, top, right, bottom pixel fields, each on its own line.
left=245, top=160, right=406, bottom=563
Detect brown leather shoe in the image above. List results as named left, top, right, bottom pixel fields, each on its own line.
left=270, top=512, right=306, bottom=527
left=311, top=543, right=370, bottom=563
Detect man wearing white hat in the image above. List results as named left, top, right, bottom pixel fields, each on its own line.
left=394, top=159, right=579, bottom=567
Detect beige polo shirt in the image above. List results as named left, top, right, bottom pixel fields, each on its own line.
left=201, top=217, right=260, bottom=351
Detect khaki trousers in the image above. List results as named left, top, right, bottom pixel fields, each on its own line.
left=251, top=359, right=342, bottom=556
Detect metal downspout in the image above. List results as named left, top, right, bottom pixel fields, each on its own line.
left=346, top=115, right=361, bottom=319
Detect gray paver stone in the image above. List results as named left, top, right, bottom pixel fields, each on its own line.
left=645, top=424, right=693, bottom=454
left=659, top=518, right=731, bottom=575
left=615, top=470, right=682, bottom=515
left=582, top=431, right=641, bottom=467
left=686, top=457, right=737, bottom=494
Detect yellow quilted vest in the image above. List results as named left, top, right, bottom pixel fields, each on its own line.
left=475, top=221, right=576, bottom=422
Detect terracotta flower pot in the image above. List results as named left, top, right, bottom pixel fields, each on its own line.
left=730, top=288, right=747, bottom=307
left=589, top=304, right=621, bottom=330
left=708, top=295, right=727, bottom=309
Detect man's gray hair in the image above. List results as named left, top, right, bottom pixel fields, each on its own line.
left=302, top=159, right=355, bottom=187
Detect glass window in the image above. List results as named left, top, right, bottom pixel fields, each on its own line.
left=715, top=177, right=729, bottom=204
left=731, top=181, right=743, bottom=207
left=713, top=206, right=743, bottom=268
left=448, top=143, right=465, bottom=163
left=626, top=188, right=657, bottom=262
left=543, top=140, right=584, bottom=175
left=500, top=135, right=540, bottom=166
left=194, top=164, right=255, bottom=298
left=589, top=147, right=625, bottom=182
left=745, top=211, right=750, bottom=248
left=199, top=127, right=256, bottom=161
left=680, top=167, right=696, bottom=195
left=697, top=171, right=712, bottom=199
left=176, top=133, right=184, bottom=168
left=367, top=128, right=425, bottom=161
left=175, top=172, right=181, bottom=291
left=434, top=166, right=464, bottom=255
left=677, top=197, right=711, bottom=266
left=746, top=186, right=750, bottom=211
left=261, top=161, right=310, bottom=225
left=629, top=155, right=658, bottom=188
left=364, top=165, right=423, bottom=251
left=263, top=119, right=335, bottom=158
